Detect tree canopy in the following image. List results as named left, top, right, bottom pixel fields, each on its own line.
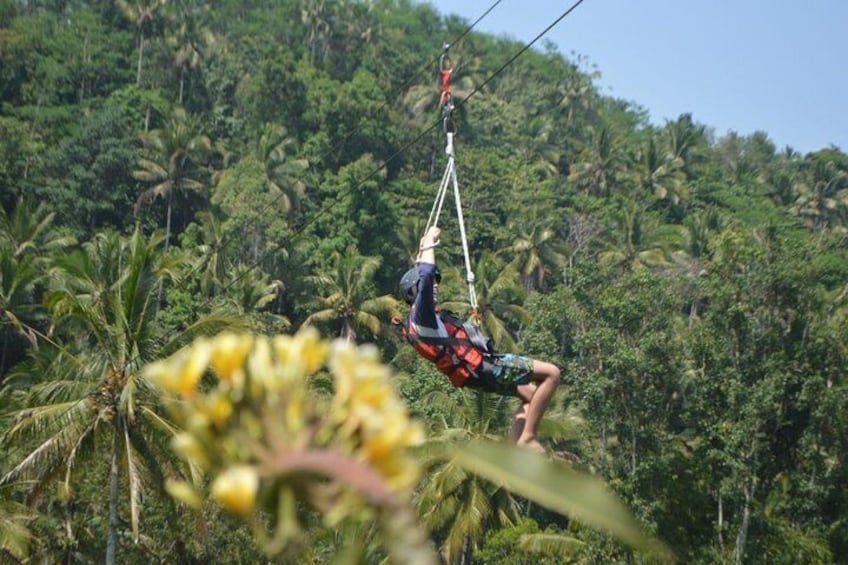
left=1, top=0, right=846, bottom=562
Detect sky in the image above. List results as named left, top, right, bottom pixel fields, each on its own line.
left=424, top=0, right=847, bottom=155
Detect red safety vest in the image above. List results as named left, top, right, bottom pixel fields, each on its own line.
left=402, top=310, right=490, bottom=387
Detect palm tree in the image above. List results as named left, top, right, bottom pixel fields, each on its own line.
left=567, top=125, right=629, bottom=197
left=0, top=228, right=244, bottom=564
left=670, top=208, right=725, bottom=326
left=116, top=0, right=167, bottom=86
left=554, top=56, right=598, bottom=130
left=0, top=201, right=74, bottom=376
left=0, top=489, right=33, bottom=562
left=598, top=199, right=675, bottom=272
left=498, top=210, right=568, bottom=292
left=0, top=200, right=75, bottom=261
left=0, top=247, right=39, bottom=370
left=165, top=1, right=217, bottom=105
left=214, top=264, right=289, bottom=332
left=439, top=252, right=530, bottom=352
left=628, top=136, right=687, bottom=205
left=397, top=216, right=428, bottom=266
left=662, top=113, right=708, bottom=179
left=133, top=107, right=212, bottom=249
left=191, top=209, right=228, bottom=298
left=302, top=247, right=397, bottom=342
left=257, top=123, right=309, bottom=216
left=415, top=389, right=522, bottom=564
left=790, top=157, right=848, bottom=231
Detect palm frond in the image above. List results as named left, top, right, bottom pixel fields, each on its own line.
left=519, top=532, right=585, bottom=556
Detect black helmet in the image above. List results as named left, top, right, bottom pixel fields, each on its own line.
left=398, top=266, right=441, bottom=304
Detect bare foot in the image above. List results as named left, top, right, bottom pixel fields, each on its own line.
left=516, top=437, right=547, bottom=453
left=551, top=449, right=582, bottom=464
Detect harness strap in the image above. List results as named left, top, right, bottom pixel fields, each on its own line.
left=423, top=44, right=480, bottom=323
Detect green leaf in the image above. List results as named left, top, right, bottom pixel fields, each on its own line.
left=451, top=440, right=670, bottom=559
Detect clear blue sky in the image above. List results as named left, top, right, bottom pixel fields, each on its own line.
left=424, top=0, right=847, bottom=154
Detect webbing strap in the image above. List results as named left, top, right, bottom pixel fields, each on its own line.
left=424, top=135, right=480, bottom=320
left=422, top=43, right=480, bottom=323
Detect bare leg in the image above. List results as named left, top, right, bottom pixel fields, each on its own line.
left=510, top=401, right=529, bottom=442
left=514, top=361, right=560, bottom=451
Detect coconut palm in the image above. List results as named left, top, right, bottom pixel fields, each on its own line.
left=257, top=123, right=309, bottom=216
left=302, top=247, right=397, bottom=342
left=397, top=216, right=428, bottom=266
left=628, top=137, right=687, bottom=205
left=415, top=390, right=522, bottom=564
left=213, top=264, right=289, bottom=333
left=567, top=125, right=629, bottom=197
left=0, top=228, right=246, bottom=565
left=662, top=113, right=709, bottom=179
left=0, top=490, right=34, bottom=562
left=790, top=157, right=848, bottom=231
left=0, top=247, right=39, bottom=369
left=116, top=0, right=167, bottom=86
left=133, top=107, right=212, bottom=249
left=439, top=252, right=530, bottom=352
left=190, top=209, right=228, bottom=298
left=0, top=200, right=75, bottom=261
left=498, top=210, right=568, bottom=292
left=598, top=199, right=675, bottom=272
left=555, top=56, right=598, bottom=130
left=0, top=201, right=73, bottom=376
left=165, top=1, right=217, bottom=105
left=670, top=208, right=725, bottom=326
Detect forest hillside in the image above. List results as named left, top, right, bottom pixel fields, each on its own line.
left=1, top=0, right=846, bottom=563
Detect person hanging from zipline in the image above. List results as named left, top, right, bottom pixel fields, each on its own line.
left=397, top=226, right=561, bottom=453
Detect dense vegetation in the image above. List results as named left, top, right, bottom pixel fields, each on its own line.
left=1, top=0, right=847, bottom=562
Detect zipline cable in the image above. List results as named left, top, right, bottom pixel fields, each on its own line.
left=23, top=0, right=593, bottom=458
left=134, top=0, right=590, bottom=367
left=292, top=0, right=506, bottom=190
left=455, top=0, right=588, bottom=111
left=421, top=0, right=590, bottom=320
left=213, top=0, right=591, bottom=308
left=166, top=0, right=508, bottom=297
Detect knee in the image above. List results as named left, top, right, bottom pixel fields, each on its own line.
left=542, top=363, right=561, bottom=386
left=550, top=367, right=561, bottom=387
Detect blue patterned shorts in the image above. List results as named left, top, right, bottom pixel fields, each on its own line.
left=465, top=353, right=535, bottom=397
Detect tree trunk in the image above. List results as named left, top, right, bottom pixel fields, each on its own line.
left=106, top=421, right=122, bottom=565
left=156, top=193, right=173, bottom=308
left=460, top=535, right=472, bottom=565
left=733, top=480, right=755, bottom=565
left=136, top=32, right=145, bottom=86
left=165, top=192, right=173, bottom=253
left=717, top=491, right=724, bottom=553
left=342, top=320, right=356, bottom=343
left=179, top=65, right=186, bottom=105
left=630, top=426, right=637, bottom=477
left=0, top=332, right=7, bottom=385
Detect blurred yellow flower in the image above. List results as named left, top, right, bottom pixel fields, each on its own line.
left=210, top=333, right=253, bottom=382
left=211, top=465, right=259, bottom=516
left=143, top=338, right=212, bottom=398
left=165, top=479, right=202, bottom=509
left=172, top=432, right=209, bottom=468
left=151, top=329, right=427, bottom=535
left=248, top=336, right=275, bottom=393
left=199, top=390, right=233, bottom=428
left=293, top=326, right=329, bottom=374
left=180, top=338, right=213, bottom=396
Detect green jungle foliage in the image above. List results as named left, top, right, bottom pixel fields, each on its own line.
left=1, top=0, right=846, bottom=562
